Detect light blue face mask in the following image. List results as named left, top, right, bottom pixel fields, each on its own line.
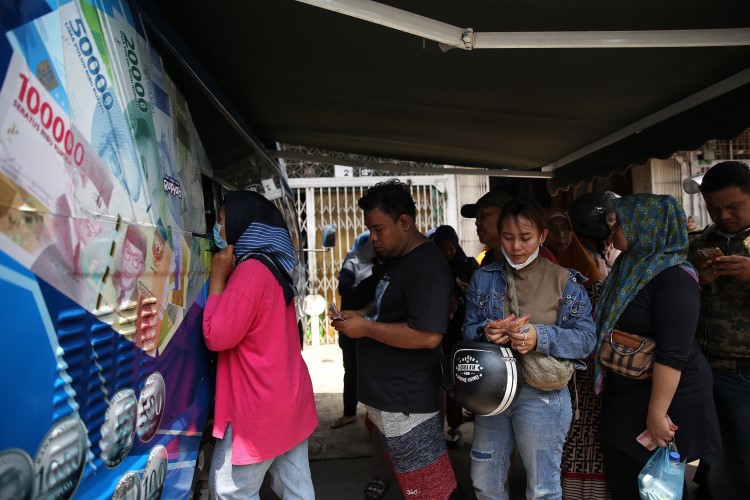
left=213, top=222, right=228, bottom=249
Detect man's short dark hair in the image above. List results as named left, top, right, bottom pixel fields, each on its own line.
left=700, top=160, right=750, bottom=195
left=358, top=179, right=416, bottom=221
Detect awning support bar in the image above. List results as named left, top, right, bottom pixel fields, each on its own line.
left=297, top=0, right=750, bottom=49
left=543, top=67, right=750, bottom=172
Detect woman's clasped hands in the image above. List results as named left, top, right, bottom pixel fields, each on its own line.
left=484, top=313, right=537, bottom=354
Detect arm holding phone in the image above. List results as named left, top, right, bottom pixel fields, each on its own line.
left=697, top=247, right=750, bottom=285
left=330, top=311, right=443, bottom=349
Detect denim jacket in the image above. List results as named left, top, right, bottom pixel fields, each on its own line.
left=461, top=259, right=597, bottom=367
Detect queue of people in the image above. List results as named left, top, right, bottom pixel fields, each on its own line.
left=202, top=159, right=750, bottom=499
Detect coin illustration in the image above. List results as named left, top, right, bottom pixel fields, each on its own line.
left=100, top=389, right=137, bottom=468
left=112, top=471, right=142, bottom=500
left=0, top=448, right=34, bottom=500
left=141, top=445, right=168, bottom=500
left=136, top=372, right=165, bottom=442
left=32, top=416, right=88, bottom=499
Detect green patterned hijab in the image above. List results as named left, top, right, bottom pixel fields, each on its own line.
left=594, top=193, right=692, bottom=393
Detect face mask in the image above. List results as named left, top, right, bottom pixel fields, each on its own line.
left=502, top=246, right=540, bottom=271
left=213, top=222, right=228, bottom=249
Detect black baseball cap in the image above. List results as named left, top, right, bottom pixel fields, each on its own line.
left=460, top=191, right=513, bottom=218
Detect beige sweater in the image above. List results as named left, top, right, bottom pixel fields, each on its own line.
left=503, top=257, right=568, bottom=324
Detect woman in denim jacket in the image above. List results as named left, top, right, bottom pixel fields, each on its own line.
left=462, top=198, right=597, bottom=500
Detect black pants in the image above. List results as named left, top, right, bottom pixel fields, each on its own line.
left=339, top=334, right=358, bottom=416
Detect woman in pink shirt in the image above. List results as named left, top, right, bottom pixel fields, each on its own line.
left=204, top=190, right=317, bottom=499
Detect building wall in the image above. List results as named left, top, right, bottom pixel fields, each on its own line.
left=455, top=174, right=490, bottom=260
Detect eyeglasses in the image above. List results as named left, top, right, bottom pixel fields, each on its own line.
left=123, top=246, right=143, bottom=267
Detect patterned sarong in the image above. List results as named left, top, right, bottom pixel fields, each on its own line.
left=367, top=407, right=457, bottom=499
left=561, top=366, right=611, bottom=499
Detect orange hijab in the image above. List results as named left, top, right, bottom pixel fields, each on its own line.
left=545, top=209, right=603, bottom=286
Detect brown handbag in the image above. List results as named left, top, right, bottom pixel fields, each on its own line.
left=598, top=328, right=656, bottom=379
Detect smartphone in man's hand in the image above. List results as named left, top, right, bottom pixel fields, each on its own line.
left=329, top=303, right=344, bottom=321
left=697, top=247, right=724, bottom=260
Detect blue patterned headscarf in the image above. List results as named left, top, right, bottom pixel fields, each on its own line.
left=593, top=194, right=693, bottom=394
left=224, top=190, right=297, bottom=303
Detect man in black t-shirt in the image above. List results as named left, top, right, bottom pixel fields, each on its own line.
left=331, top=180, right=456, bottom=499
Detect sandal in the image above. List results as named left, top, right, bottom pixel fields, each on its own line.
left=330, top=415, right=357, bottom=429
left=363, top=477, right=390, bottom=499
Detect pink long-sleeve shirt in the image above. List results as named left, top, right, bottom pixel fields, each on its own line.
left=203, top=259, right=317, bottom=464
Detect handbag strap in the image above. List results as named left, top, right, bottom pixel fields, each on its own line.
left=609, top=333, right=647, bottom=355
left=504, top=264, right=521, bottom=317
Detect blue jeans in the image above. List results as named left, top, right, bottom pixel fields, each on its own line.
left=209, top=423, right=315, bottom=499
left=470, top=383, right=572, bottom=500
left=702, top=370, right=750, bottom=498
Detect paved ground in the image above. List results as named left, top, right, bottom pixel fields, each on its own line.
left=258, top=343, right=697, bottom=499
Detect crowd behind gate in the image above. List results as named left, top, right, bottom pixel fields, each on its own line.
left=202, top=160, right=750, bottom=500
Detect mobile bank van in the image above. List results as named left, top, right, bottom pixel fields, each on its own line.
left=0, top=1, right=304, bottom=498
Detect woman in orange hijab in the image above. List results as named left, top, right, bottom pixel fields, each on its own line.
left=545, top=209, right=604, bottom=288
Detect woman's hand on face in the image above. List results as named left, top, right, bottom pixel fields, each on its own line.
left=509, top=322, right=537, bottom=354
left=484, top=317, right=512, bottom=344
left=211, top=246, right=235, bottom=281
left=208, top=246, right=235, bottom=295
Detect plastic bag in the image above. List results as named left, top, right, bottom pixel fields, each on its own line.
left=638, top=445, right=685, bottom=500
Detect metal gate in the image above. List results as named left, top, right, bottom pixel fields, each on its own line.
left=290, top=176, right=451, bottom=345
